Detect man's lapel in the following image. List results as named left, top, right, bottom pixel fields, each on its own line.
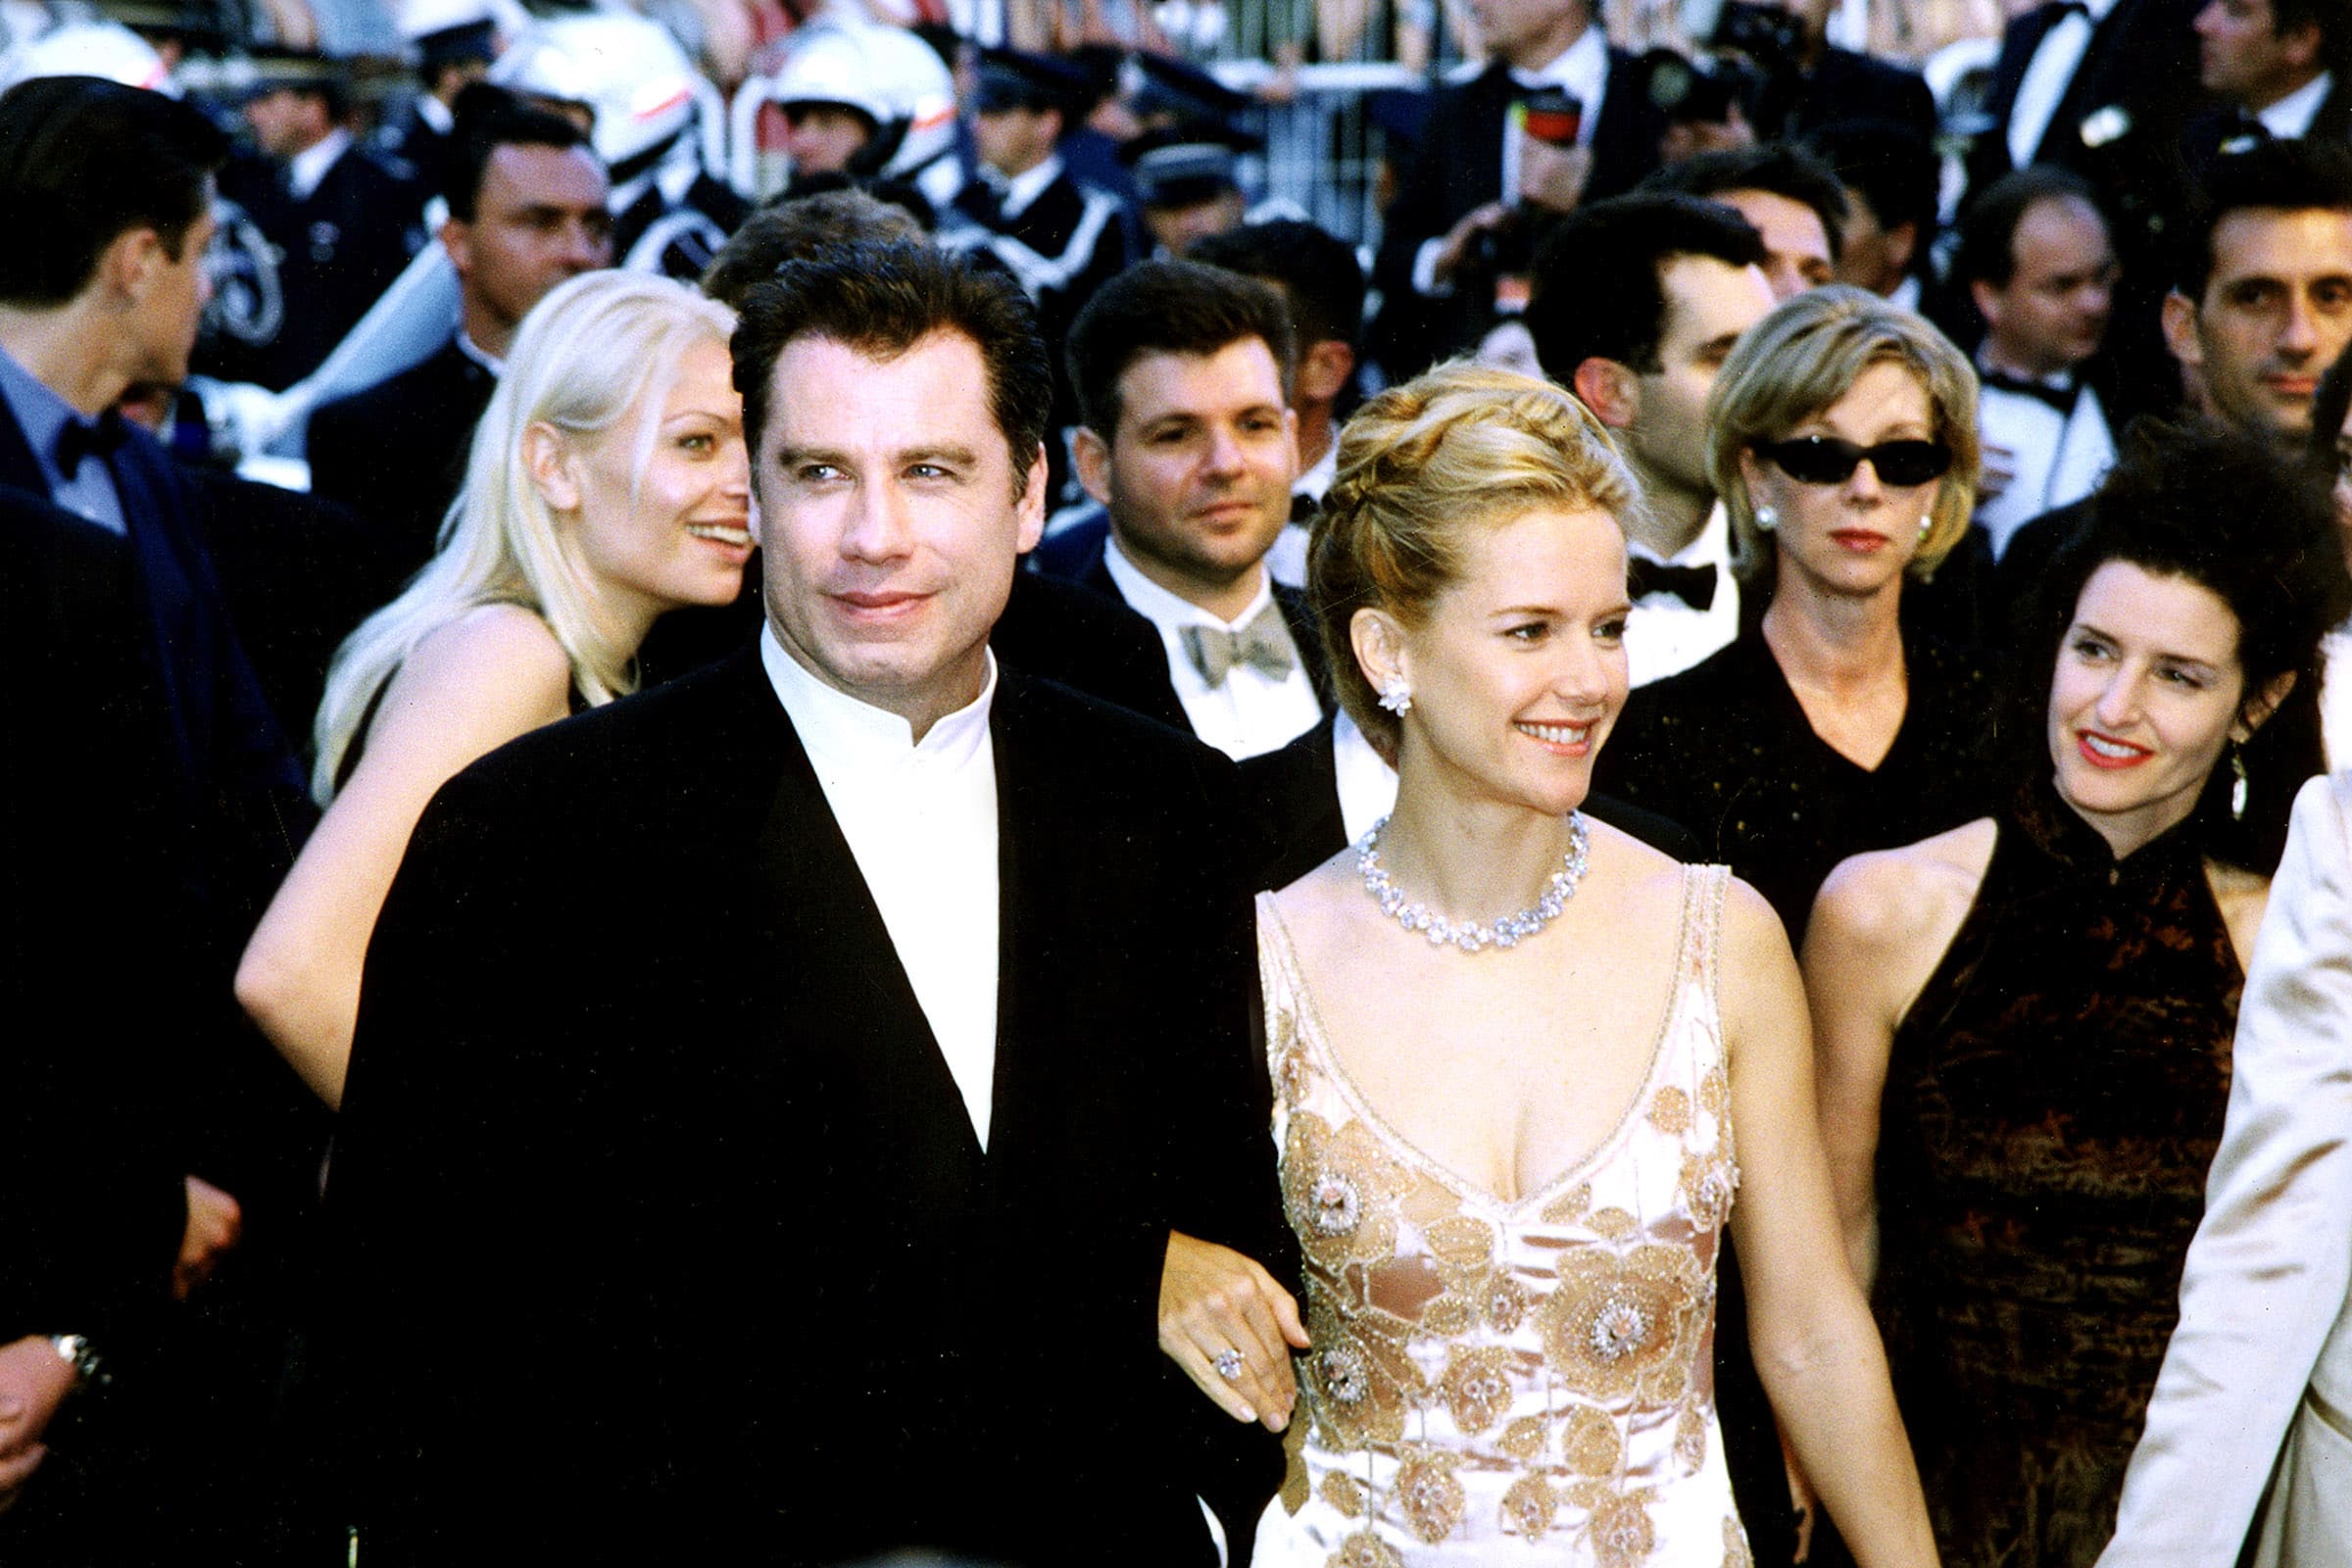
left=750, top=688, right=988, bottom=1189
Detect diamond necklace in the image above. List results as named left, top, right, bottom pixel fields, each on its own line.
left=1357, top=812, right=1591, bottom=954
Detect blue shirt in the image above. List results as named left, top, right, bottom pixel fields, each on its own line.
left=0, top=345, right=126, bottom=535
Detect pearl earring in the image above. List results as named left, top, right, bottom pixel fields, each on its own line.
left=1377, top=675, right=1413, bottom=716
left=1754, top=504, right=1779, bottom=532
left=1918, top=513, right=1934, bottom=541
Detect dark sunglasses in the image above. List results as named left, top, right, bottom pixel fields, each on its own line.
left=1753, top=436, right=1954, bottom=488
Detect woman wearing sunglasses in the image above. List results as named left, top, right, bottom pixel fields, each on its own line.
left=1807, top=421, right=2345, bottom=1566
left=1601, top=286, right=1991, bottom=947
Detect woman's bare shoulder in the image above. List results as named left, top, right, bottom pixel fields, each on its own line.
left=1811, top=817, right=1997, bottom=956
left=368, top=604, right=574, bottom=762
left=401, top=602, right=567, bottom=687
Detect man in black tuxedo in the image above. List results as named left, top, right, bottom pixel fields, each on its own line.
left=1043, top=260, right=1332, bottom=760
left=312, top=242, right=1293, bottom=1566
left=309, top=89, right=612, bottom=584
left=2183, top=0, right=2351, bottom=168
left=0, top=77, right=307, bottom=1562
left=1371, top=0, right=1667, bottom=373
left=212, top=53, right=428, bottom=391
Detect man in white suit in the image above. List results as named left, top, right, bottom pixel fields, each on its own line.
left=2100, top=773, right=2352, bottom=1567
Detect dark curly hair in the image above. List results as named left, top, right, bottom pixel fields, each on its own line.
left=2010, top=418, right=2352, bottom=870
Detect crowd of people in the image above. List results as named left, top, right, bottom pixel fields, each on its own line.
left=9, top=0, right=2352, bottom=1563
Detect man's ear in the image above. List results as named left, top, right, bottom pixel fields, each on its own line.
left=1970, top=275, right=2002, bottom=333
left=1072, top=424, right=1114, bottom=508
left=1298, top=339, right=1355, bottom=407
left=2161, top=290, right=2205, bottom=371
left=2279, top=18, right=2324, bottom=74
left=1884, top=219, right=1920, bottom=281
left=439, top=217, right=471, bottom=276
left=1571, top=357, right=1641, bottom=429
left=2236, top=669, right=2299, bottom=742
left=1014, top=439, right=1048, bottom=555
left=98, top=225, right=169, bottom=310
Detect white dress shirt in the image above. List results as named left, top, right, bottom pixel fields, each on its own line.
left=1412, top=23, right=1609, bottom=298
left=2006, top=0, right=2120, bottom=172
left=1333, top=708, right=1400, bottom=844
left=1625, top=502, right=1740, bottom=689
left=287, top=126, right=354, bottom=201
left=2262, top=71, right=2334, bottom=139
left=760, top=626, right=1004, bottom=1149
left=993, top=152, right=1064, bottom=220
left=1103, top=536, right=1323, bottom=760
left=1266, top=441, right=1337, bottom=590
left=2322, top=627, right=2352, bottom=770
left=1974, top=374, right=2116, bottom=558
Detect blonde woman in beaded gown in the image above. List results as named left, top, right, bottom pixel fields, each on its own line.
left=1155, top=366, right=1939, bottom=1567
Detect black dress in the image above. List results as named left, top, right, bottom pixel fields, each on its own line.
left=1877, top=778, right=2243, bottom=1567
left=1599, top=624, right=1998, bottom=944
left=1596, top=622, right=1997, bottom=1568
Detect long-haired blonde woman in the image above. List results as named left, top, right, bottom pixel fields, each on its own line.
left=236, top=270, right=751, bottom=1107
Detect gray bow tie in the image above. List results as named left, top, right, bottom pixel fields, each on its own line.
left=1180, top=604, right=1298, bottom=686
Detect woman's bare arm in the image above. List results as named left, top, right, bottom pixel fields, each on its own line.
left=1720, top=874, right=1938, bottom=1568
left=236, top=607, right=573, bottom=1107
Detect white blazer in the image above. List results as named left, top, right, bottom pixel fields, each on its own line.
left=2100, top=773, right=2352, bottom=1567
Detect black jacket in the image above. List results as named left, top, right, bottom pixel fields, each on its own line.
left=310, top=650, right=1295, bottom=1565
left=307, top=337, right=497, bottom=584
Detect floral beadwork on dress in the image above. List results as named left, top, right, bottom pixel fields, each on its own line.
left=1255, top=868, right=1749, bottom=1564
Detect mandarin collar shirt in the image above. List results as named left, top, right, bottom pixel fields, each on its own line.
left=1102, top=534, right=1323, bottom=760
left=760, top=624, right=1004, bottom=1149
left=0, top=344, right=125, bottom=535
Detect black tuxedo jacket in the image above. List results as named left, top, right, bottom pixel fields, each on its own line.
left=2181, top=77, right=2352, bottom=170
left=1043, top=532, right=1334, bottom=738
left=1373, top=53, right=1666, bottom=368
left=1240, top=713, right=1704, bottom=891
left=213, top=146, right=427, bottom=390
left=308, top=337, right=497, bottom=584
left=312, top=651, right=1295, bottom=1565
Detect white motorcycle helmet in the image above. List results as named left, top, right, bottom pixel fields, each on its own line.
left=0, top=16, right=175, bottom=93
left=770, top=15, right=955, bottom=180
left=491, top=9, right=703, bottom=172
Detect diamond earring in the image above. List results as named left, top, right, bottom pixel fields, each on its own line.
left=1377, top=675, right=1413, bottom=716
left=1918, top=513, right=1934, bottom=541
left=1754, top=504, right=1779, bottom=532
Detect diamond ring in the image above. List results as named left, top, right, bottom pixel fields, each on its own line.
left=1214, top=1348, right=1245, bottom=1381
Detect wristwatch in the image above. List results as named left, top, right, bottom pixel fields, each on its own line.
left=48, top=1333, right=103, bottom=1386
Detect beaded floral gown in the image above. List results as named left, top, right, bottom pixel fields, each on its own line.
left=1251, top=867, right=1752, bottom=1565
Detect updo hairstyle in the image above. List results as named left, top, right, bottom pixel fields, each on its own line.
left=1706, top=284, right=1981, bottom=580
left=1309, top=361, right=1649, bottom=759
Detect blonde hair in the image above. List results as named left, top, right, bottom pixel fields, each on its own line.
left=1706, top=284, right=1981, bottom=581
left=311, top=270, right=736, bottom=803
left=1309, top=361, right=1649, bottom=758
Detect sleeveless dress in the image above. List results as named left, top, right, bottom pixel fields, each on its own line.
left=1252, top=867, right=1752, bottom=1567
left=1875, top=780, right=2245, bottom=1568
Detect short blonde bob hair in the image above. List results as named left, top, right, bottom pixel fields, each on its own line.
left=311, top=270, right=736, bottom=804
left=1706, top=284, right=1980, bottom=581
left=1309, top=361, right=1649, bottom=759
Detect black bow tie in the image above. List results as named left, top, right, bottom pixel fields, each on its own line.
left=1627, top=558, right=1717, bottom=611
left=1290, top=490, right=1320, bottom=524
left=1980, top=368, right=2081, bottom=416
left=55, top=412, right=125, bottom=476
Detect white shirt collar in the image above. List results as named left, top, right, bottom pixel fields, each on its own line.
left=1511, top=21, right=1606, bottom=100
left=999, top=152, right=1064, bottom=220
left=1293, top=440, right=1337, bottom=502
left=2260, top=72, right=2333, bottom=139
left=287, top=126, right=352, bottom=202
left=1102, top=533, right=1274, bottom=633
left=454, top=329, right=504, bottom=376
left=414, top=93, right=454, bottom=135
left=760, top=622, right=997, bottom=770
left=1627, top=498, right=1733, bottom=569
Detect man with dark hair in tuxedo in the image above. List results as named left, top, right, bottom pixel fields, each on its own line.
left=312, top=241, right=1292, bottom=1566
left=1525, top=193, right=1775, bottom=685
left=1642, top=141, right=1850, bottom=300
left=1044, top=259, right=1333, bottom=760
left=1371, top=0, right=1667, bottom=373
left=0, top=74, right=306, bottom=1563
left=2186, top=0, right=2352, bottom=162
left=308, top=85, right=612, bottom=583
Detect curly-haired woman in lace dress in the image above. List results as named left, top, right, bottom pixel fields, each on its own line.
left=1156, top=362, right=1938, bottom=1564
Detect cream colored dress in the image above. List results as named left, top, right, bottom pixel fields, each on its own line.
left=1251, top=868, right=1750, bottom=1566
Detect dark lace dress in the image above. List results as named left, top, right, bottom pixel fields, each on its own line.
left=1876, top=779, right=2245, bottom=1568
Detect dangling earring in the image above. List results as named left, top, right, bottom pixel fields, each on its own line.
left=1753, top=504, right=1779, bottom=532
left=2230, top=740, right=2250, bottom=821
left=1377, top=674, right=1413, bottom=716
